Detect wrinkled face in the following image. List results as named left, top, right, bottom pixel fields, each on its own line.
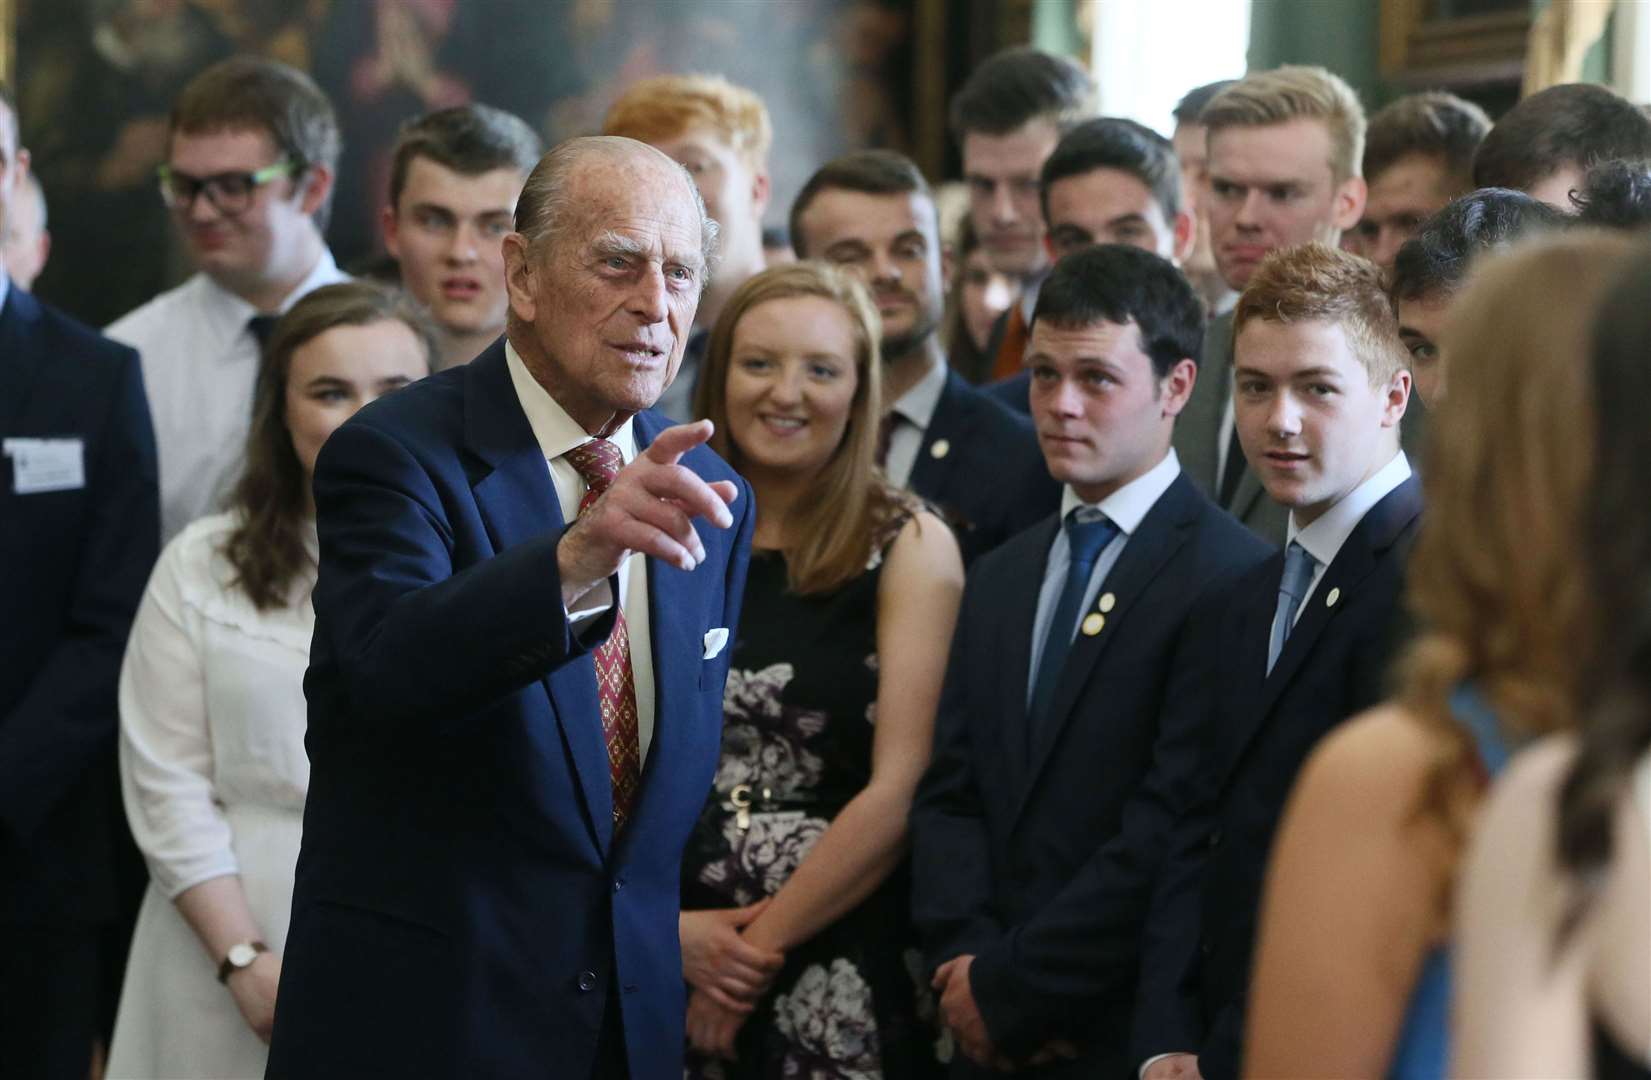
left=1046, top=167, right=1183, bottom=262
left=1233, top=317, right=1408, bottom=527
left=383, top=157, right=523, bottom=338
left=1027, top=317, right=1193, bottom=502
left=1207, top=119, right=1365, bottom=289
left=959, top=247, right=1013, bottom=353
left=964, top=119, right=1061, bottom=277
left=1396, top=290, right=1450, bottom=404
left=1525, top=161, right=1588, bottom=211
left=724, top=295, right=860, bottom=478
left=651, top=127, right=767, bottom=273
left=1351, top=153, right=1456, bottom=275
left=503, top=150, right=707, bottom=430
left=0, top=100, right=25, bottom=245
left=798, top=187, right=944, bottom=355
left=166, top=127, right=323, bottom=292
left=286, top=319, right=427, bottom=478
left=2, top=178, right=48, bottom=291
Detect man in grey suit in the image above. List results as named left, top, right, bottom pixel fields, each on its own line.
left=1172, top=67, right=1368, bottom=546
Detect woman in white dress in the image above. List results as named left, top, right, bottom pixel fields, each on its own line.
left=106, top=282, right=435, bottom=1080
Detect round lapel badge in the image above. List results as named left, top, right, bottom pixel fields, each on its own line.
left=1082, top=613, right=1105, bottom=636
left=1098, top=592, right=1116, bottom=614
left=930, top=438, right=951, bottom=459
left=1326, top=587, right=1341, bottom=608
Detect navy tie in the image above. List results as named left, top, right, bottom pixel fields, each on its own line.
left=1267, top=541, right=1317, bottom=675
left=1028, top=511, right=1120, bottom=739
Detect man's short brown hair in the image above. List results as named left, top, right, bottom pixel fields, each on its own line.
left=789, top=149, right=933, bottom=258
left=1201, top=65, right=1367, bottom=184
left=1364, top=91, right=1490, bottom=190
left=1234, top=243, right=1405, bottom=383
left=603, top=74, right=772, bottom=172
left=1472, top=82, right=1651, bottom=192
left=388, top=104, right=543, bottom=209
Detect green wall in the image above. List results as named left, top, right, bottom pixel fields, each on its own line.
left=1247, top=0, right=1384, bottom=106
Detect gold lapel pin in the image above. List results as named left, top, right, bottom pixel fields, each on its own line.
left=1326, top=587, right=1341, bottom=608
left=930, top=438, right=951, bottom=459
left=1098, top=592, right=1116, bottom=613
left=1082, top=613, right=1105, bottom=636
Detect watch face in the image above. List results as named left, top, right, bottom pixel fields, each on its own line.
left=228, top=943, right=258, bottom=967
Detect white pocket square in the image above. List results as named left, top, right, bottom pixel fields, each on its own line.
left=703, top=628, right=729, bottom=660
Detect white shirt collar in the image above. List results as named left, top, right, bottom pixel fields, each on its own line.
left=0, top=273, right=10, bottom=315
left=195, top=247, right=344, bottom=354
left=890, top=355, right=948, bottom=430
left=1059, top=447, right=1182, bottom=535
left=1017, top=268, right=1048, bottom=322
left=1287, top=450, right=1411, bottom=568
left=504, top=339, right=637, bottom=464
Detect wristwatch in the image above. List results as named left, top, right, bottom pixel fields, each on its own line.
left=216, top=940, right=269, bottom=984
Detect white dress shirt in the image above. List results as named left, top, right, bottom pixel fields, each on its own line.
left=107, top=250, right=348, bottom=542
left=1027, top=449, right=1181, bottom=704
left=882, top=355, right=949, bottom=489
left=1285, top=450, right=1412, bottom=622
left=505, top=341, right=657, bottom=762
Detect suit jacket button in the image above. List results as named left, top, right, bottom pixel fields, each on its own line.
left=577, top=971, right=597, bottom=992
left=612, top=877, right=625, bottom=892
left=1208, top=830, right=1222, bottom=849
left=1200, top=939, right=1213, bottom=957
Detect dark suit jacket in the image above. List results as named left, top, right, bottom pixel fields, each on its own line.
left=0, top=285, right=158, bottom=926
left=982, top=369, right=1031, bottom=415
left=911, top=472, right=1270, bottom=1077
left=1130, top=475, right=1424, bottom=1080
left=267, top=341, right=755, bottom=1080
left=909, top=369, right=1059, bottom=565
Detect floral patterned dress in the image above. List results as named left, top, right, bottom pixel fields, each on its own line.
left=682, top=516, right=944, bottom=1080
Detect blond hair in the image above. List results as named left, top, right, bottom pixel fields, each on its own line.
left=1201, top=65, right=1367, bottom=183
left=695, top=262, right=915, bottom=595
left=1233, top=243, right=1404, bottom=383
left=603, top=74, right=772, bottom=172
left=1398, top=231, right=1639, bottom=865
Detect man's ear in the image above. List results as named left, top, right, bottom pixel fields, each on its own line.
left=297, top=162, right=335, bottom=218
left=751, top=169, right=772, bottom=218
left=1331, top=174, right=1367, bottom=232
left=1381, top=368, right=1411, bottom=427
left=1161, top=357, right=1198, bottom=417
left=380, top=204, right=401, bottom=258
left=1171, top=210, right=1195, bottom=265
left=502, top=233, right=538, bottom=323
left=940, top=240, right=955, bottom=284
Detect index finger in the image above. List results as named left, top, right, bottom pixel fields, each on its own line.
left=644, top=419, right=716, bottom=466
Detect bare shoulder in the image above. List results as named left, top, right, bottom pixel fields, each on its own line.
left=1476, top=733, right=1577, bottom=848
left=1292, top=704, right=1441, bottom=825
left=884, top=510, right=964, bottom=584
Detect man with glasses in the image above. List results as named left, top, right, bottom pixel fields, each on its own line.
left=108, top=56, right=346, bottom=541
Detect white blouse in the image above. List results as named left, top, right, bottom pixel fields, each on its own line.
left=118, top=512, right=315, bottom=898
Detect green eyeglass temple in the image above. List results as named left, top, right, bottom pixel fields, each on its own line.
left=156, top=160, right=302, bottom=210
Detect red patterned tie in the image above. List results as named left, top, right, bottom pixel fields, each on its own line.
left=564, top=439, right=642, bottom=829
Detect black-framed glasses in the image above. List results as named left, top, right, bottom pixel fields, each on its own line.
left=156, top=160, right=302, bottom=216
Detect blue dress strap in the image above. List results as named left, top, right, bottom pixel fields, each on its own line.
left=1448, top=683, right=1512, bottom=778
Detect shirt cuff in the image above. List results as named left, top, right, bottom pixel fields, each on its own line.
left=565, top=577, right=614, bottom=629
left=1139, top=1052, right=1189, bottom=1079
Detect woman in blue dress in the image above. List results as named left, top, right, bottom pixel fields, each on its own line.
left=1243, top=231, right=1639, bottom=1078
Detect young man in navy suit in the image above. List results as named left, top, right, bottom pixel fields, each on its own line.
left=268, top=137, right=754, bottom=1080
left=1132, top=243, right=1420, bottom=1080
left=909, top=244, right=1270, bottom=1077
left=0, top=83, right=160, bottom=1078
left=790, top=149, right=1059, bottom=564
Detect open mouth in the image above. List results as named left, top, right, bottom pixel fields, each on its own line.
left=759, top=414, right=807, bottom=436
left=440, top=278, right=481, bottom=299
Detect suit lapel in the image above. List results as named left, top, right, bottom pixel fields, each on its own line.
left=0, top=288, right=48, bottom=434
left=464, top=343, right=614, bottom=856
left=1014, top=477, right=1198, bottom=823
left=1248, top=475, right=1424, bottom=728
left=998, top=516, right=1061, bottom=785
left=906, top=369, right=966, bottom=500
left=1176, top=311, right=1232, bottom=492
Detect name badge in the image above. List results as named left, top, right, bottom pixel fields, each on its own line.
left=4, top=437, right=86, bottom=494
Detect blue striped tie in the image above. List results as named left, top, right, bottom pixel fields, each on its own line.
left=1267, top=542, right=1317, bottom=675
left=1029, top=511, right=1120, bottom=739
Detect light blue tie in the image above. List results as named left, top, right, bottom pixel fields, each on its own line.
left=1029, top=511, right=1120, bottom=742
left=1267, top=542, right=1317, bottom=676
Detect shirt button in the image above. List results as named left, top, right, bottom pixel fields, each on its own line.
left=613, top=877, right=625, bottom=892
left=577, top=971, right=597, bottom=992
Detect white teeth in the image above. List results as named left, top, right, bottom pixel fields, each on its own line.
left=765, top=417, right=805, bottom=429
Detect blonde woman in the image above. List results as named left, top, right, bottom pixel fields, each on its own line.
left=679, top=263, right=963, bottom=1077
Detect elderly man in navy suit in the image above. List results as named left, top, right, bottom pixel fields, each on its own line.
left=910, top=245, right=1269, bottom=1077
left=268, top=136, right=754, bottom=1080
left=0, top=82, right=160, bottom=1078
left=1132, top=244, right=1420, bottom=1080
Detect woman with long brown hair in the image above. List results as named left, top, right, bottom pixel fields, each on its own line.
left=678, top=262, right=963, bottom=1077
left=107, top=282, right=434, bottom=1079
left=1243, top=232, right=1639, bottom=1079
left=1452, top=247, right=1651, bottom=1079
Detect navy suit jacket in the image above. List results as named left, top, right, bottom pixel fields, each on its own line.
left=267, top=342, right=754, bottom=1079
left=910, top=472, right=1270, bottom=1077
left=1130, top=475, right=1423, bottom=1080
left=0, top=285, right=158, bottom=925
left=981, top=369, right=1031, bottom=416
left=909, top=369, right=1059, bottom=565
